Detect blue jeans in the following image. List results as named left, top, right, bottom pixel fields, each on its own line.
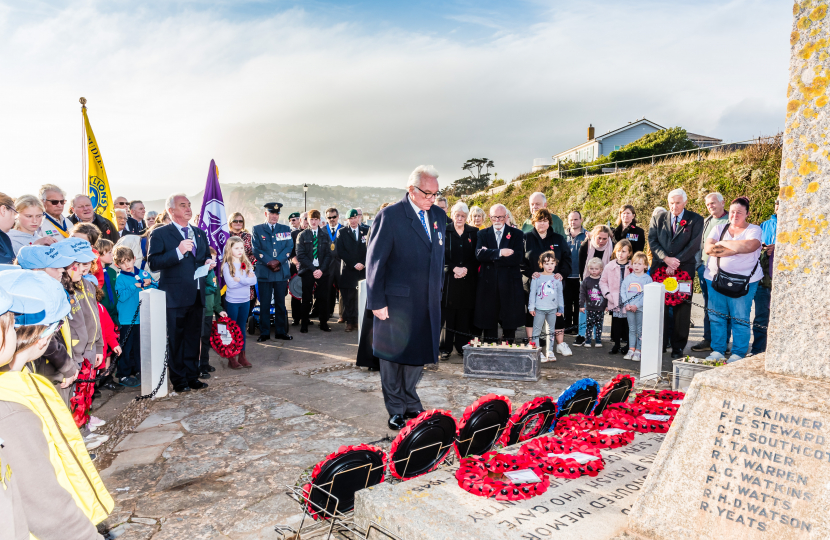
left=751, top=285, right=771, bottom=354
left=706, top=280, right=758, bottom=360
left=226, top=300, right=250, bottom=351
left=697, top=264, right=731, bottom=343
left=578, top=309, right=587, bottom=337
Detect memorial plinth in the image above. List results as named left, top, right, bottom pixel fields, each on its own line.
left=354, top=433, right=665, bottom=540
left=463, top=343, right=542, bottom=382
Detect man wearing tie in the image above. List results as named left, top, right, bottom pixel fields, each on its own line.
left=148, top=193, right=214, bottom=393
left=336, top=209, right=370, bottom=332
left=295, top=209, right=332, bottom=333
left=252, top=202, right=294, bottom=342
left=287, top=212, right=303, bottom=326
left=366, top=165, right=447, bottom=430
left=324, top=207, right=343, bottom=323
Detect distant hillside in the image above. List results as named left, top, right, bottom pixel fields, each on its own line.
left=145, top=183, right=405, bottom=225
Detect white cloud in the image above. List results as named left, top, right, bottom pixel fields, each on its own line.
left=0, top=0, right=791, bottom=200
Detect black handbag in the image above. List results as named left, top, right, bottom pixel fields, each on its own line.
left=711, top=223, right=759, bottom=299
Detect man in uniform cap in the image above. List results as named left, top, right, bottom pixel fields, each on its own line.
left=252, top=202, right=294, bottom=342
left=288, top=212, right=301, bottom=231
left=336, top=209, right=369, bottom=332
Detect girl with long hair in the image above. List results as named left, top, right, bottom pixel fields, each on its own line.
left=222, top=236, right=257, bottom=369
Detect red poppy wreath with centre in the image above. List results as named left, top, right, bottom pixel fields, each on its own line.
left=604, top=402, right=676, bottom=433
left=519, top=436, right=605, bottom=479
left=209, top=316, right=244, bottom=358
left=553, top=413, right=635, bottom=449
left=651, top=266, right=692, bottom=306
left=634, top=389, right=686, bottom=405
left=455, top=451, right=550, bottom=501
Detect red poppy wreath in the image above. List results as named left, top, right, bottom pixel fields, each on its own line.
left=455, top=451, right=550, bottom=501
left=455, top=394, right=512, bottom=458
left=651, top=266, right=692, bottom=306
left=497, top=396, right=557, bottom=448
left=553, top=413, right=635, bottom=449
left=209, top=316, right=245, bottom=357
left=634, top=389, right=686, bottom=405
left=519, top=436, right=605, bottom=479
left=604, top=403, right=676, bottom=433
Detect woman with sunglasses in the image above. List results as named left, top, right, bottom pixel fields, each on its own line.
left=229, top=212, right=258, bottom=303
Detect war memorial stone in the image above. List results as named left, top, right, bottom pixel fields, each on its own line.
left=626, top=2, right=830, bottom=538
left=463, top=341, right=542, bottom=382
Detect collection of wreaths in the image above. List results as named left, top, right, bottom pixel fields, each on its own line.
left=300, top=376, right=685, bottom=517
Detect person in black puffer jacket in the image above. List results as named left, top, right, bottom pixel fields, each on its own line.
left=612, top=204, right=646, bottom=256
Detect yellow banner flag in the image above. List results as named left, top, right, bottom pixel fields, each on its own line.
left=82, top=107, right=116, bottom=225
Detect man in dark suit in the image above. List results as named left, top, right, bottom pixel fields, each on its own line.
left=323, top=208, right=343, bottom=323
left=68, top=194, right=121, bottom=244
left=648, top=188, right=704, bottom=358
left=252, top=202, right=294, bottom=342
left=125, top=200, right=147, bottom=236
left=366, top=166, right=447, bottom=430
left=287, top=212, right=303, bottom=326
left=295, top=209, right=332, bottom=333
left=336, top=209, right=369, bottom=332
left=147, top=193, right=214, bottom=392
left=474, top=204, right=526, bottom=344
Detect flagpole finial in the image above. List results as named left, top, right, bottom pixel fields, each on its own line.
left=79, top=97, right=87, bottom=108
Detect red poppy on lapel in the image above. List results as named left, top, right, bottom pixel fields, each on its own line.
left=550, top=245, right=554, bottom=250
left=679, top=220, right=687, bottom=227
left=106, top=229, right=111, bottom=234
left=468, top=238, right=471, bottom=243
left=506, top=233, right=511, bottom=240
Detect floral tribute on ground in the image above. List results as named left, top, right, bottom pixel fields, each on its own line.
left=455, top=451, right=551, bottom=501
left=651, top=266, right=692, bottom=306
left=553, top=413, right=635, bottom=449
left=519, top=436, right=605, bottom=479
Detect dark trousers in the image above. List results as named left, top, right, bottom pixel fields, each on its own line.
left=563, top=277, right=581, bottom=330
left=117, top=324, right=141, bottom=378
left=610, top=317, right=629, bottom=346
left=326, top=261, right=340, bottom=320
left=291, top=296, right=302, bottom=323
left=258, top=280, right=288, bottom=336
left=483, top=327, right=516, bottom=344
left=340, top=287, right=358, bottom=325
left=440, top=307, right=473, bottom=354
left=166, top=298, right=204, bottom=387
left=226, top=300, right=250, bottom=351
left=301, top=273, right=329, bottom=324
left=751, top=285, right=771, bottom=354
left=667, top=300, right=692, bottom=354
left=379, top=359, right=423, bottom=416
left=200, top=315, right=213, bottom=369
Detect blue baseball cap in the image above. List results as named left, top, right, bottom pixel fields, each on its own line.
left=56, top=237, right=97, bottom=263
left=17, top=245, right=75, bottom=270
left=0, top=269, right=69, bottom=326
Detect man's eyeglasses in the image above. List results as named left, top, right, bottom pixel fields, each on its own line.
left=45, top=199, right=66, bottom=205
left=490, top=215, right=507, bottom=221
left=115, top=201, right=128, bottom=206
left=414, top=186, right=438, bottom=200
left=231, top=220, right=244, bottom=224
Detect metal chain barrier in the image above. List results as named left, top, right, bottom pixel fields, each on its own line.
left=686, top=298, right=767, bottom=331
left=134, top=343, right=169, bottom=401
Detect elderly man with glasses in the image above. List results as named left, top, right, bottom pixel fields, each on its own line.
left=365, top=165, right=448, bottom=430
left=37, top=184, right=74, bottom=241
left=323, top=207, right=344, bottom=323
left=474, top=203, right=526, bottom=344
left=67, top=194, right=120, bottom=244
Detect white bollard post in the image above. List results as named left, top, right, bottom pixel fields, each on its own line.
left=640, top=282, right=665, bottom=383
left=140, top=288, right=168, bottom=398
left=357, top=279, right=367, bottom=339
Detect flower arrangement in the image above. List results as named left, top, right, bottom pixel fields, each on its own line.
left=651, top=266, right=691, bottom=306
left=455, top=452, right=550, bottom=500
left=519, top=436, right=605, bottom=479
left=677, top=355, right=726, bottom=366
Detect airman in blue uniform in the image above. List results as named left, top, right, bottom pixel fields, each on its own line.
left=252, top=202, right=294, bottom=341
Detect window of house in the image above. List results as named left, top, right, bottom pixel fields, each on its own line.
left=614, top=145, right=621, bottom=151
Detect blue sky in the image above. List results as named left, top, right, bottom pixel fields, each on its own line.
left=0, top=0, right=792, bottom=199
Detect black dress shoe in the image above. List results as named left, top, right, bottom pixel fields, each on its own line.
left=368, top=367, right=379, bottom=372
left=189, top=380, right=209, bottom=390
left=292, top=320, right=300, bottom=326
left=198, top=371, right=211, bottom=380
left=403, top=410, right=424, bottom=420
left=388, top=414, right=406, bottom=430
left=671, top=351, right=683, bottom=359
left=620, top=346, right=629, bottom=355
left=319, top=324, right=331, bottom=332
left=609, top=344, right=620, bottom=354
left=274, top=333, right=293, bottom=340
left=173, top=385, right=191, bottom=393
left=204, top=365, right=216, bottom=373
left=439, top=352, right=451, bottom=360
left=257, top=335, right=270, bottom=342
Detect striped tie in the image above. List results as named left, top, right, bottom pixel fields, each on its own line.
left=312, top=232, right=318, bottom=259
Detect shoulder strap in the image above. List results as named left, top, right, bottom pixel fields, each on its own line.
left=715, top=223, right=729, bottom=270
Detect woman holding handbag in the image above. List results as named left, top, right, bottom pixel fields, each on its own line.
left=702, top=197, right=763, bottom=363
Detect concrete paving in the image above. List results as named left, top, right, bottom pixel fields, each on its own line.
left=92, top=294, right=736, bottom=539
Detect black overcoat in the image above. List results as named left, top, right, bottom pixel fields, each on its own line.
left=295, top=227, right=332, bottom=277
left=442, top=224, right=478, bottom=310
left=612, top=223, right=646, bottom=255
left=365, top=195, right=447, bottom=365
left=336, top=224, right=370, bottom=289
left=647, top=210, right=704, bottom=275
left=473, top=225, right=525, bottom=329
left=521, top=228, right=572, bottom=294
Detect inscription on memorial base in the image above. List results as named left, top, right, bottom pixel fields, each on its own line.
left=354, top=432, right=665, bottom=540
left=627, top=357, right=830, bottom=539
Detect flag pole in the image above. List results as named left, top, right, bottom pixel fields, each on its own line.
left=80, top=97, right=87, bottom=196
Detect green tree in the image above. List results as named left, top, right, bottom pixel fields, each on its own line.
left=445, top=158, right=495, bottom=196
left=607, top=127, right=697, bottom=163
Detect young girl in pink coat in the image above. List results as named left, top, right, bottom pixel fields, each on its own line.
left=599, top=239, right=633, bottom=354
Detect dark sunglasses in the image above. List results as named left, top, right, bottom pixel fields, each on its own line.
left=327, top=216, right=338, bottom=220
left=45, top=199, right=66, bottom=205
left=115, top=202, right=128, bottom=206
left=231, top=220, right=244, bottom=224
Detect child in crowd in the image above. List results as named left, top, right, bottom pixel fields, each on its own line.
left=200, top=247, right=226, bottom=378
left=579, top=258, right=607, bottom=347
left=96, top=238, right=118, bottom=325
left=70, top=222, right=104, bottom=287
left=620, top=252, right=653, bottom=362
left=528, top=251, right=565, bottom=363
left=222, top=237, right=256, bottom=370
left=600, top=239, right=633, bottom=354
left=113, top=245, right=156, bottom=387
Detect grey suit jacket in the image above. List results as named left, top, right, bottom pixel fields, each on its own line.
left=647, top=209, right=704, bottom=273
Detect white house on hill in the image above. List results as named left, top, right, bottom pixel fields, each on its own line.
left=547, top=118, right=722, bottom=165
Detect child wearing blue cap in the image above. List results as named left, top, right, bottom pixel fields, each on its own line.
left=113, top=245, right=157, bottom=387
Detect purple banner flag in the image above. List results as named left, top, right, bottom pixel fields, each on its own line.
left=198, top=159, right=230, bottom=285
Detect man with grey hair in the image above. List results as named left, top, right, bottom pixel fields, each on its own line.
left=148, top=193, right=215, bottom=393
left=521, top=192, right=565, bottom=236
left=366, top=164, right=447, bottom=430
left=67, top=194, right=120, bottom=244
left=474, top=203, right=525, bottom=344
left=113, top=208, right=129, bottom=237
left=38, top=183, right=73, bottom=240
left=648, top=188, right=704, bottom=358
left=691, top=192, right=730, bottom=353
left=436, top=196, right=449, bottom=214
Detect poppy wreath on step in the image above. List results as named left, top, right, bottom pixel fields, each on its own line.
left=497, top=396, right=557, bottom=448
left=454, top=394, right=512, bottom=458
left=455, top=451, right=550, bottom=501
left=604, top=403, right=675, bottom=433
left=519, top=436, right=605, bottom=479
left=651, top=266, right=692, bottom=306
left=209, top=316, right=244, bottom=358
left=607, top=400, right=680, bottom=418
left=553, top=413, right=635, bottom=449
left=634, top=389, right=686, bottom=405
left=388, top=409, right=456, bottom=480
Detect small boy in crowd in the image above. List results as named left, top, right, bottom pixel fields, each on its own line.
left=96, top=239, right=119, bottom=325
left=200, top=247, right=226, bottom=378
left=113, top=245, right=157, bottom=387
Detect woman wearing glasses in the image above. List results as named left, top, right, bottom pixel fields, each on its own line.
left=229, top=212, right=258, bottom=303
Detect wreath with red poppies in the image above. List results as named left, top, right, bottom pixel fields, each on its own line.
left=553, top=413, right=635, bottom=449
left=604, top=403, right=676, bottom=433
left=497, top=396, right=557, bottom=447
left=455, top=394, right=512, bottom=458
left=651, top=266, right=692, bottom=306
left=70, top=359, right=97, bottom=428
left=300, top=443, right=387, bottom=520
left=634, top=389, right=685, bottom=405
left=209, top=316, right=245, bottom=358
left=388, top=409, right=456, bottom=480
left=455, top=451, right=550, bottom=501
left=519, top=436, right=605, bottom=479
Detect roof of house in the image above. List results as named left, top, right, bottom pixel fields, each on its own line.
left=553, top=118, right=665, bottom=158
left=686, top=132, right=722, bottom=142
